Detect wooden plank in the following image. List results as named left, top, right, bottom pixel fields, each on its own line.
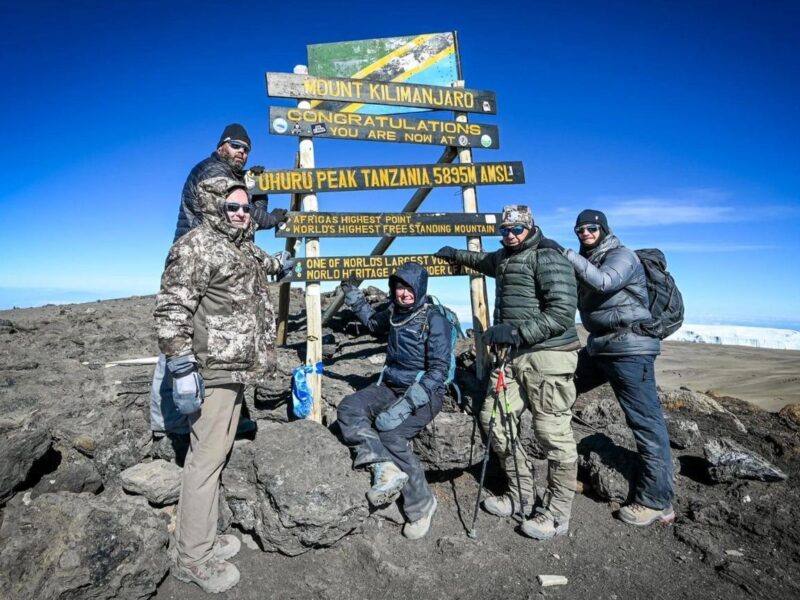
left=252, top=161, right=524, bottom=194
left=275, top=153, right=302, bottom=347
left=269, top=106, right=499, bottom=148
left=266, top=72, right=497, bottom=114
left=276, top=212, right=502, bottom=238
left=283, top=254, right=477, bottom=282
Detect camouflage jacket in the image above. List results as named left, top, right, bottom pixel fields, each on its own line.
left=154, top=176, right=282, bottom=386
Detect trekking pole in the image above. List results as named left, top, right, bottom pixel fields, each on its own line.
left=467, top=389, right=501, bottom=539
left=494, top=346, right=528, bottom=522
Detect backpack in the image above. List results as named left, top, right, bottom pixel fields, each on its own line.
left=631, top=248, right=684, bottom=339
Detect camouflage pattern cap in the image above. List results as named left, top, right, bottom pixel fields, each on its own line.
left=501, top=205, right=534, bottom=229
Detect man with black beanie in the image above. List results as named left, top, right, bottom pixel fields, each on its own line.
left=539, top=209, right=675, bottom=527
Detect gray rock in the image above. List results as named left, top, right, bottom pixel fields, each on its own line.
left=0, top=426, right=51, bottom=503
left=0, top=491, right=169, bottom=599
left=704, top=437, right=788, bottom=482
left=666, top=417, right=701, bottom=449
left=120, top=460, right=182, bottom=505
left=94, top=428, right=149, bottom=484
left=414, top=410, right=485, bottom=470
left=31, top=460, right=103, bottom=498
left=579, top=396, right=626, bottom=428
left=227, top=420, right=370, bottom=556
left=660, top=389, right=747, bottom=434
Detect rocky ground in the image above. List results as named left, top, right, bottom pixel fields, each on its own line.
left=1, top=288, right=799, bottom=600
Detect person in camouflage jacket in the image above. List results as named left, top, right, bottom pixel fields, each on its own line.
left=154, top=176, right=285, bottom=593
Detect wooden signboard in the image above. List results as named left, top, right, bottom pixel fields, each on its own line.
left=251, top=161, right=524, bottom=194
left=269, top=107, right=499, bottom=148
left=276, top=211, right=502, bottom=238
left=266, top=72, right=497, bottom=114
left=283, top=254, right=478, bottom=282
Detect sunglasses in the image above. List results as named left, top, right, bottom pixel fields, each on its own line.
left=500, top=225, right=527, bottom=236
left=224, top=202, right=251, bottom=214
left=226, top=140, right=250, bottom=152
left=575, top=224, right=600, bottom=234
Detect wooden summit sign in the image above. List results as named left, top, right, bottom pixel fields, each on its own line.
left=269, top=107, right=500, bottom=148
left=283, top=254, right=478, bottom=282
left=252, top=161, right=524, bottom=194
left=267, top=72, right=497, bottom=114
left=276, top=212, right=503, bottom=238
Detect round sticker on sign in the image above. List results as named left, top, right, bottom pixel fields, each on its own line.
left=272, top=118, right=288, bottom=134
left=480, top=135, right=493, bottom=148
left=458, top=134, right=469, bottom=147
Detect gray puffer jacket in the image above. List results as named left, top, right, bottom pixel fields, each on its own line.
left=563, top=234, right=660, bottom=357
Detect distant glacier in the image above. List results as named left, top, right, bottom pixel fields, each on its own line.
left=669, top=324, right=800, bottom=350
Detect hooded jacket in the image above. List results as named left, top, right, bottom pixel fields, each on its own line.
left=452, top=227, right=580, bottom=351
left=348, top=262, right=452, bottom=401
left=563, top=234, right=660, bottom=356
left=155, top=176, right=283, bottom=386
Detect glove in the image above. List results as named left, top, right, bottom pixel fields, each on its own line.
left=341, top=277, right=363, bottom=307
left=166, top=354, right=204, bottom=415
left=538, top=237, right=565, bottom=253
left=375, top=383, right=430, bottom=431
left=434, top=246, right=458, bottom=264
left=482, top=323, right=521, bottom=347
left=273, top=251, right=295, bottom=281
left=270, top=207, right=288, bottom=223
left=248, top=165, right=266, bottom=175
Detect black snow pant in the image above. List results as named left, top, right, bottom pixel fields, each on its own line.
left=337, top=383, right=442, bottom=521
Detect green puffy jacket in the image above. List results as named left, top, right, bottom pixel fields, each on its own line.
left=454, top=228, right=579, bottom=351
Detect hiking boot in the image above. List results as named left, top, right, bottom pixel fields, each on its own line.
left=481, top=493, right=531, bottom=518
left=171, top=558, right=240, bottom=593
left=168, top=534, right=241, bottom=563
left=618, top=503, right=675, bottom=526
left=521, top=512, right=569, bottom=540
left=366, top=461, right=408, bottom=507
left=403, top=497, right=438, bottom=540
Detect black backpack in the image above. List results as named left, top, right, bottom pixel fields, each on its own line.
left=630, top=248, right=684, bottom=339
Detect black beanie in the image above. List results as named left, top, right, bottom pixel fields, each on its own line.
left=218, top=123, right=251, bottom=149
left=575, top=209, right=609, bottom=234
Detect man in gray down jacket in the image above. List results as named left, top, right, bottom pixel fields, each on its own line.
left=436, top=205, right=581, bottom=541
left=151, top=124, right=289, bottom=455
left=337, top=261, right=452, bottom=540
left=539, top=209, right=675, bottom=526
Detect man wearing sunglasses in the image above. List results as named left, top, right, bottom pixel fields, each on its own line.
left=539, top=210, right=675, bottom=527
left=435, top=205, right=581, bottom=541
left=155, top=176, right=287, bottom=593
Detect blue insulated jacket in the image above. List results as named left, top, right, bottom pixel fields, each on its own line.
left=564, top=234, right=660, bottom=357
left=348, top=262, right=452, bottom=402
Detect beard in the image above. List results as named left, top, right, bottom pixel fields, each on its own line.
left=218, top=152, right=245, bottom=173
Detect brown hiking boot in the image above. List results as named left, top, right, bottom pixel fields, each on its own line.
left=171, top=557, right=240, bottom=593
left=366, top=461, right=408, bottom=507
left=521, top=512, right=569, bottom=540
left=618, top=503, right=675, bottom=526
left=169, top=534, right=241, bottom=563
left=403, top=497, right=438, bottom=540
left=481, top=493, right=531, bottom=518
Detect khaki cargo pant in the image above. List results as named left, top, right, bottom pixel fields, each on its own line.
left=175, top=383, right=243, bottom=567
left=481, top=349, right=578, bottom=522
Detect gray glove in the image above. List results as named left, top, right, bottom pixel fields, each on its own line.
left=166, top=354, right=204, bottom=415
left=272, top=251, right=295, bottom=281
left=341, top=275, right=363, bottom=307
left=375, top=382, right=430, bottom=431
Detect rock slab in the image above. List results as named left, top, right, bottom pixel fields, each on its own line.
left=120, top=459, right=183, bottom=505
left=704, top=437, right=788, bottom=482
left=0, top=426, right=51, bottom=503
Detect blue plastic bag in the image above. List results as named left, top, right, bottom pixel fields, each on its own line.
left=291, top=362, right=324, bottom=419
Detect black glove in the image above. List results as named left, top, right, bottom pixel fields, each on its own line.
left=482, top=323, right=521, bottom=347
left=341, top=275, right=363, bottom=306
left=538, top=237, right=565, bottom=253
left=270, top=208, right=288, bottom=223
left=434, top=246, right=458, bottom=264
left=248, top=165, right=266, bottom=175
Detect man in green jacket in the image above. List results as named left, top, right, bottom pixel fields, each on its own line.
left=436, top=205, right=580, bottom=540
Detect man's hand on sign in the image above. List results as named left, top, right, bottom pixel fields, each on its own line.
left=434, top=246, right=458, bottom=264
left=248, top=165, right=266, bottom=175
left=270, top=208, right=289, bottom=223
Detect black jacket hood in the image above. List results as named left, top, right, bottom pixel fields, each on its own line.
left=388, top=261, right=428, bottom=311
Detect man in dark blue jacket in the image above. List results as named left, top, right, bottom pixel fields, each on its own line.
left=540, top=209, right=675, bottom=527
left=337, top=261, right=452, bottom=540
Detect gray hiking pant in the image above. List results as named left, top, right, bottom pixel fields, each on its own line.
left=337, top=383, right=442, bottom=521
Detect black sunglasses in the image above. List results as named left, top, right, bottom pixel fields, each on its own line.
left=226, top=140, right=250, bottom=152
left=500, top=224, right=526, bottom=236
left=224, top=202, right=251, bottom=214
left=574, top=224, right=600, bottom=234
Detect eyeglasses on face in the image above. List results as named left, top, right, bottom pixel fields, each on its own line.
left=224, top=202, right=251, bottom=214
left=574, top=224, right=600, bottom=234
left=226, top=140, right=250, bottom=152
left=500, top=225, right=526, bottom=237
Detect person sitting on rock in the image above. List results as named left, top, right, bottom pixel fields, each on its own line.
left=538, top=209, right=675, bottom=526
left=154, top=176, right=291, bottom=593
left=337, top=261, right=452, bottom=540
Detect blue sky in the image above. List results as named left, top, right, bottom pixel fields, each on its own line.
left=1, top=1, right=798, bottom=329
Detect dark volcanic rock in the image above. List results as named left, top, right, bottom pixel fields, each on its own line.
left=666, top=416, right=701, bottom=449
left=0, top=491, right=169, bottom=600
left=578, top=433, right=640, bottom=503
left=227, top=420, right=370, bottom=556
left=94, top=428, right=149, bottom=484
left=30, top=459, right=103, bottom=498
left=414, top=410, right=485, bottom=471
left=0, top=425, right=51, bottom=503
left=579, top=396, right=626, bottom=428
left=704, top=437, right=788, bottom=482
